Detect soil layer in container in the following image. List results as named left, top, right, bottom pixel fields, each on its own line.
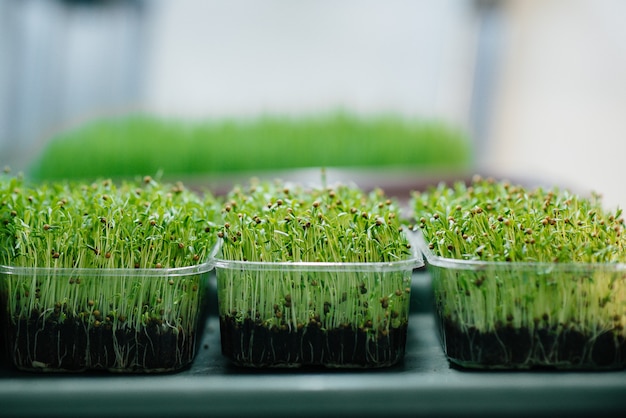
left=5, top=313, right=199, bottom=373
left=438, top=314, right=626, bottom=370
left=220, top=315, right=408, bottom=368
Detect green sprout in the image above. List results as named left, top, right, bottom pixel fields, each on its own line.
left=0, top=174, right=219, bottom=372
left=28, top=113, right=471, bottom=181
left=411, top=175, right=626, bottom=369
left=214, top=179, right=419, bottom=368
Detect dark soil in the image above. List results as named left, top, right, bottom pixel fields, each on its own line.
left=4, top=312, right=198, bottom=372
left=219, top=315, right=408, bottom=368
left=0, top=293, right=6, bottom=366
left=439, top=315, right=626, bottom=370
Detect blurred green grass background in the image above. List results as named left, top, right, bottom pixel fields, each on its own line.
left=28, top=112, right=472, bottom=181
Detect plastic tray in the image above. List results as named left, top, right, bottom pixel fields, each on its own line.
left=0, top=262, right=212, bottom=373
left=415, top=231, right=626, bottom=370
left=1, top=271, right=625, bottom=417
left=212, top=240, right=423, bottom=368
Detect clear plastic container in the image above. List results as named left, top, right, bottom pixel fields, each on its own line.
left=211, top=241, right=423, bottom=368
left=0, top=262, right=212, bottom=373
left=415, top=231, right=626, bottom=370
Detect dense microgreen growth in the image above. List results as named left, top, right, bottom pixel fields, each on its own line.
left=0, top=173, right=220, bottom=372
left=215, top=180, right=418, bottom=367
left=219, top=179, right=413, bottom=263
left=411, top=175, right=626, bottom=369
left=412, top=175, right=625, bottom=263
left=1, top=174, right=219, bottom=269
left=28, top=113, right=471, bottom=181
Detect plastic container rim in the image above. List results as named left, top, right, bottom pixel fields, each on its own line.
left=414, top=229, right=626, bottom=272
left=209, top=237, right=424, bottom=273
left=0, top=259, right=214, bottom=278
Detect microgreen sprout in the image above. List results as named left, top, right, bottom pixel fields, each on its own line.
left=0, top=175, right=219, bottom=372
left=215, top=179, right=418, bottom=367
left=411, top=175, right=626, bottom=369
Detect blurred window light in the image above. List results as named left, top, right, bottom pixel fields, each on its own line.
left=0, top=0, right=149, bottom=169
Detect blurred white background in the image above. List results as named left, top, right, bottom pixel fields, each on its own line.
left=144, top=0, right=475, bottom=122
left=486, top=0, right=626, bottom=210
left=1, top=0, right=625, bottom=208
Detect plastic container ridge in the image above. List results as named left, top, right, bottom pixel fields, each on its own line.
left=414, top=230, right=626, bottom=370
left=0, top=261, right=213, bottom=373
left=211, top=236, right=423, bottom=368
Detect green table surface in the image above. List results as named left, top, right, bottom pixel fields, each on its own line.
left=1, top=271, right=625, bottom=418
